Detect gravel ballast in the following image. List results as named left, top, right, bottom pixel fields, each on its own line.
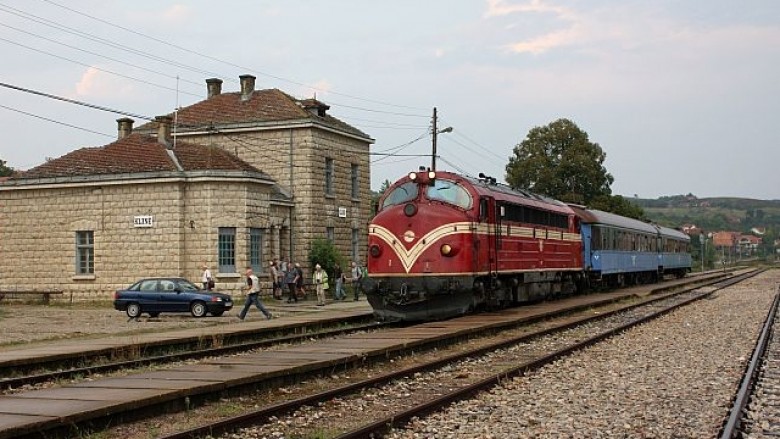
left=388, top=270, right=778, bottom=439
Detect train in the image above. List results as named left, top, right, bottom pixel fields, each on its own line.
left=364, top=169, right=691, bottom=321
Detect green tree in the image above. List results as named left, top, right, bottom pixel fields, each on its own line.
left=505, top=119, right=643, bottom=218
left=0, top=157, right=13, bottom=177
left=308, top=238, right=344, bottom=281
left=506, top=119, right=614, bottom=204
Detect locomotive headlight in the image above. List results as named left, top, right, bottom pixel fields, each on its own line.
left=440, top=243, right=459, bottom=257
left=428, top=171, right=436, bottom=180
left=369, top=244, right=382, bottom=258
left=408, top=172, right=417, bottom=181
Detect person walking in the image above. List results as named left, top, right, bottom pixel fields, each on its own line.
left=333, top=263, right=345, bottom=300
left=201, top=263, right=214, bottom=291
left=238, top=268, right=272, bottom=320
left=350, top=261, right=363, bottom=301
left=284, top=261, right=300, bottom=303
left=312, top=264, right=329, bottom=306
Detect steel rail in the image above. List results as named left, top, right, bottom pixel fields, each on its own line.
left=159, top=270, right=760, bottom=439
left=0, top=320, right=390, bottom=391
left=718, top=288, right=779, bottom=439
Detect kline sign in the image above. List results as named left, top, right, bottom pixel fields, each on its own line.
left=133, top=215, right=154, bottom=228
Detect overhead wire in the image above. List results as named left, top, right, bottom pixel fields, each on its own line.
left=0, top=81, right=155, bottom=120
left=0, top=103, right=114, bottom=138
left=0, top=3, right=221, bottom=81
left=39, top=0, right=430, bottom=113
left=0, top=37, right=203, bottom=98
left=0, top=3, right=509, bottom=180
left=0, top=21, right=204, bottom=89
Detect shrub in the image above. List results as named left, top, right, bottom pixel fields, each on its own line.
left=309, top=238, right=344, bottom=280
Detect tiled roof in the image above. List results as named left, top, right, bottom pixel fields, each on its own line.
left=138, top=88, right=370, bottom=139
left=12, top=134, right=268, bottom=180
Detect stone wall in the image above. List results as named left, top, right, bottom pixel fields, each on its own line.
left=0, top=177, right=286, bottom=300
left=179, top=125, right=372, bottom=271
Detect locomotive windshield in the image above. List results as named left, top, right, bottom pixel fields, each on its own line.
left=381, top=181, right=419, bottom=209
left=426, top=179, right=472, bottom=209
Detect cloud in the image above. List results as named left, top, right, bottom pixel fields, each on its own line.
left=73, top=67, right=136, bottom=99
left=298, top=79, right=333, bottom=100
left=505, top=26, right=580, bottom=54
left=161, top=4, right=192, bottom=23
left=484, top=0, right=574, bottom=20
left=483, top=0, right=581, bottom=54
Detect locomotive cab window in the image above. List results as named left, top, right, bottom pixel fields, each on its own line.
left=426, top=179, right=472, bottom=210
left=381, top=181, right=419, bottom=210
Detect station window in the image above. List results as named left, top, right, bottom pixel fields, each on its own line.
left=75, top=230, right=94, bottom=274
left=325, top=158, right=334, bottom=196
left=351, top=164, right=359, bottom=199
left=327, top=227, right=335, bottom=243
left=218, top=227, right=236, bottom=273
left=248, top=228, right=263, bottom=273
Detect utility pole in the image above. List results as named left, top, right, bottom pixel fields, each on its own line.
left=431, top=107, right=438, bottom=171
left=430, top=107, right=452, bottom=172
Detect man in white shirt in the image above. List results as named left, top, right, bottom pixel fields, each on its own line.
left=238, top=268, right=272, bottom=320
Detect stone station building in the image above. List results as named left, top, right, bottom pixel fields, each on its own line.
left=0, top=75, right=373, bottom=299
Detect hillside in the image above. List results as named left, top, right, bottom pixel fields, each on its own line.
left=632, top=194, right=780, bottom=234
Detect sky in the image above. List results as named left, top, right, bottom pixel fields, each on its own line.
left=0, top=0, right=778, bottom=200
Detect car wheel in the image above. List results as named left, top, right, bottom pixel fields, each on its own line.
left=126, top=303, right=142, bottom=319
left=148, top=312, right=160, bottom=318
left=190, top=301, right=207, bottom=318
left=211, top=311, right=225, bottom=317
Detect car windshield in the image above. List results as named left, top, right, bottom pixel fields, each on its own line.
left=426, top=179, right=472, bottom=209
left=381, top=181, right=419, bottom=209
left=178, top=280, right=200, bottom=291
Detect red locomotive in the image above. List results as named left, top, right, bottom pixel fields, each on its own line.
left=365, top=169, right=584, bottom=321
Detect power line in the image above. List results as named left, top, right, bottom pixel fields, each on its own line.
left=38, top=0, right=430, bottom=113
left=440, top=115, right=507, bottom=161
left=0, top=3, right=223, bottom=81
left=0, top=103, right=113, bottom=137
left=0, top=81, right=155, bottom=120
left=1, top=2, right=430, bottom=118
left=0, top=20, right=204, bottom=89
left=0, top=36, right=202, bottom=98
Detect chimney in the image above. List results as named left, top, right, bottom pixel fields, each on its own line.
left=239, top=74, right=256, bottom=101
left=206, top=78, right=223, bottom=98
left=116, top=117, right=134, bottom=140
left=155, top=115, right=173, bottom=148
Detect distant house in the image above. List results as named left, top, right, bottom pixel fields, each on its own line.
left=711, top=231, right=740, bottom=248
left=751, top=227, right=766, bottom=235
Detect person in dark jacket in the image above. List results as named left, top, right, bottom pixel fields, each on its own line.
left=285, top=261, right=300, bottom=303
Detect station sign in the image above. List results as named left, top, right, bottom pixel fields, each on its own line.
left=133, top=215, right=154, bottom=228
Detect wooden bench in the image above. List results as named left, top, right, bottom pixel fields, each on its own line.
left=0, top=290, right=64, bottom=305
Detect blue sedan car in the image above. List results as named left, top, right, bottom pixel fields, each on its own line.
left=114, top=277, right=233, bottom=318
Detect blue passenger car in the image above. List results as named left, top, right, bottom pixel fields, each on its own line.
left=569, top=206, right=691, bottom=287
left=657, top=225, right=692, bottom=277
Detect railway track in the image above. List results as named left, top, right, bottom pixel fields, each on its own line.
left=0, top=319, right=390, bottom=393
left=720, top=284, right=780, bottom=438
left=152, top=269, right=762, bottom=439
left=0, top=271, right=741, bottom=439
left=0, top=273, right=727, bottom=395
